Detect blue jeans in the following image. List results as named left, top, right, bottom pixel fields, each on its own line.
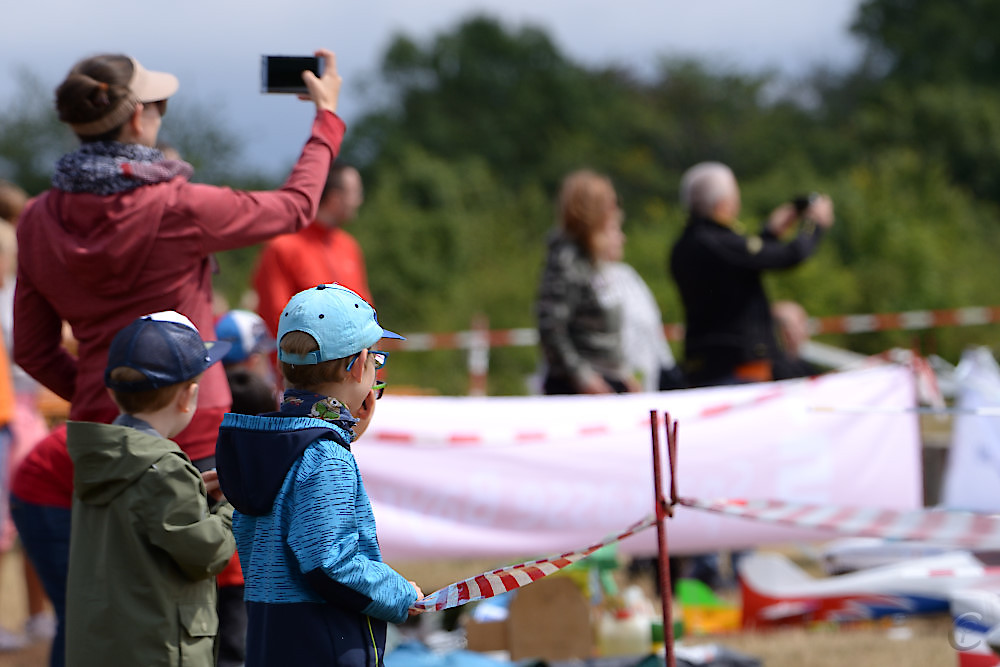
left=10, top=496, right=71, bottom=667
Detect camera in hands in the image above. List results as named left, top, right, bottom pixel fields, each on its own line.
left=261, top=55, right=322, bottom=95
left=792, top=192, right=819, bottom=216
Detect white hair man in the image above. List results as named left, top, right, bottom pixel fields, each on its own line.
left=669, top=162, right=834, bottom=387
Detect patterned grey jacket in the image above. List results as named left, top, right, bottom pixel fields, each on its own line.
left=535, top=230, right=626, bottom=390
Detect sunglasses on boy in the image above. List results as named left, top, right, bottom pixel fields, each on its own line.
left=346, top=349, right=389, bottom=372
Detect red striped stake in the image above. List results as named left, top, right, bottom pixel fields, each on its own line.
left=668, top=416, right=679, bottom=508
left=651, top=410, right=677, bottom=667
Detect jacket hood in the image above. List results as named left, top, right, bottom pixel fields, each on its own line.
left=66, top=421, right=181, bottom=506
left=28, top=186, right=166, bottom=290
left=216, top=413, right=341, bottom=516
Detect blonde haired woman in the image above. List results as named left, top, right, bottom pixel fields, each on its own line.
left=535, top=170, right=640, bottom=395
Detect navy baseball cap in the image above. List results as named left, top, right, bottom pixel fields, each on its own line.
left=277, top=284, right=404, bottom=365
left=105, top=311, right=231, bottom=392
left=215, top=309, right=275, bottom=365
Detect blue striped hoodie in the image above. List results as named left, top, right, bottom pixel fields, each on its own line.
left=216, top=398, right=417, bottom=667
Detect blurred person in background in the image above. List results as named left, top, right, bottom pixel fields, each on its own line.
left=670, top=162, right=834, bottom=388
left=0, top=181, right=28, bottom=224
left=536, top=169, right=641, bottom=395
left=771, top=300, right=824, bottom=380
left=215, top=309, right=278, bottom=389
left=599, top=260, right=685, bottom=392
left=669, top=162, right=834, bottom=590
left=252, top=163, right=371, bottom=337
left=8, top=425, right=69, bottom=665
left=0, top=185, right=52, bottom=652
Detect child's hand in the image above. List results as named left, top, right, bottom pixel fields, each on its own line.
left=201, top=469, right=225, bottom=502
left=408, top=581, right=425, bottom=616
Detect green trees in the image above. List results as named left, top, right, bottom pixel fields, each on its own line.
left=852, top=0, right=1000, bottom=86
left=340, top=12, right=1000, bottom=393
left=3, top=9, right=999, bottom=394
left=0, top=71, right=75, bottom=195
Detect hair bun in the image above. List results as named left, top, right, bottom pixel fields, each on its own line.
left=58, top=54, right=139, bottom=139
left=87, top=76, right=111, bottom=108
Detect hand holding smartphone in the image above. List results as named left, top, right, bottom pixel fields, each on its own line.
left=261, top=55, right=323, bottom=94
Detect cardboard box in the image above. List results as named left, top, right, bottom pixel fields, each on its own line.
left=465, top=576, right=594, bottom=661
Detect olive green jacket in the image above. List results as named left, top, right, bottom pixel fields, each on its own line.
left=65, top=421, right=235, bottom=667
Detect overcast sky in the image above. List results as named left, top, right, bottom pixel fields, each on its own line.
left=1, top=0, right=865, bottom=175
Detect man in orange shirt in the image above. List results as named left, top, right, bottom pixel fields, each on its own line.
left=253, top=164, right=372, bottom=336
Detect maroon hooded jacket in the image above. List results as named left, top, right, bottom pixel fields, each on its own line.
left=13, top=111, right=345, bottom=460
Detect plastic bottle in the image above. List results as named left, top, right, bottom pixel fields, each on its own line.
left=597, top=608, right=652, bottom=656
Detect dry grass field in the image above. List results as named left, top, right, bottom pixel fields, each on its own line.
left=1, top=546, right=966, bottom=667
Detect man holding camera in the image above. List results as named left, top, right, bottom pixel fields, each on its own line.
left=669, top=161, right=835, bottom=388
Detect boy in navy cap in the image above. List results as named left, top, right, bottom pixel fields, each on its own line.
left=216, top=284, right=422, bottom=667
left=64, top=311, right=236, bottom=667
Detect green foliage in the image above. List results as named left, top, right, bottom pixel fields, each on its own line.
left=850, top=1, right=1000, bottom=203
left=346, top=16, right=646, bottom=196
left=853, top=0, right=1000, bottom=86
left=855, top=83, right=1000, bottom=201
left=349, top=144, right=552, bottom=394
left=763, top=149, right=1000, bottom=355
left=0, top=69, right=76, bottom=195
left=5, top=9, right=1000, bottom=394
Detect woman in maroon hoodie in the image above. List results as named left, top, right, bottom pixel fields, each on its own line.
left=14, top=50, right=344, bottom=464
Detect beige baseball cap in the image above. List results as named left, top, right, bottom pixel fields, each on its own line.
left=128, top=57, right=178, bottom=102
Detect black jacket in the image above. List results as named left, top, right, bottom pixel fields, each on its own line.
left=669, top=214, right=825, bottom=386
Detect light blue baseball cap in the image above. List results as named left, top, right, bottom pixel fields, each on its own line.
left=277, top=284, right=404, bottom=365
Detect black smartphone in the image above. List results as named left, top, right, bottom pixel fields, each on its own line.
left=261, top=55, right=322, bottom=94
left=792, top=192, right=818, bottom=215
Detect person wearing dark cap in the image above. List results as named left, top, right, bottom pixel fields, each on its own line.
left=14, top=49, right=343, bottom=471
left=64, top=311, right=235, bottom=667
left=216, top=284, right=422, bottom=667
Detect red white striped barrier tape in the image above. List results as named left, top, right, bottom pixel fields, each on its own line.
left=678, top=498, right=1000, bottom=550
left=410, top=514, right=656, bottom=612
left=410, top=494, right=1000, bottom=612
left=380, top=306, right=1000, bottom=352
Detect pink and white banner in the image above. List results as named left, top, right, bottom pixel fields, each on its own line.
left=354, top=366, right=922, bottom=561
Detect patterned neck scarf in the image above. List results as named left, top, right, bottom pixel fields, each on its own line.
left=52, top=141, right=194, bottom=195
left=280, top=388, right=358, bottom=442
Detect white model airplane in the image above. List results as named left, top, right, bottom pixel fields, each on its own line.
left=738, top=550, right=1000, bottom=666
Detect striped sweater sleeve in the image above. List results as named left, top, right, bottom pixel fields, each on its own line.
left=286, top=442, right=417, bottom=623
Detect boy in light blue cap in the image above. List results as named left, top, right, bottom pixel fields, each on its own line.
left=215, top=284, right=422, bottom=666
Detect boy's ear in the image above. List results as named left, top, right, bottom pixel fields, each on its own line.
left=106, top=387, right=122, bottom=411
left=177, top=381, right=199, bottom=413
left=349, top=349, right=368, bottom=383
